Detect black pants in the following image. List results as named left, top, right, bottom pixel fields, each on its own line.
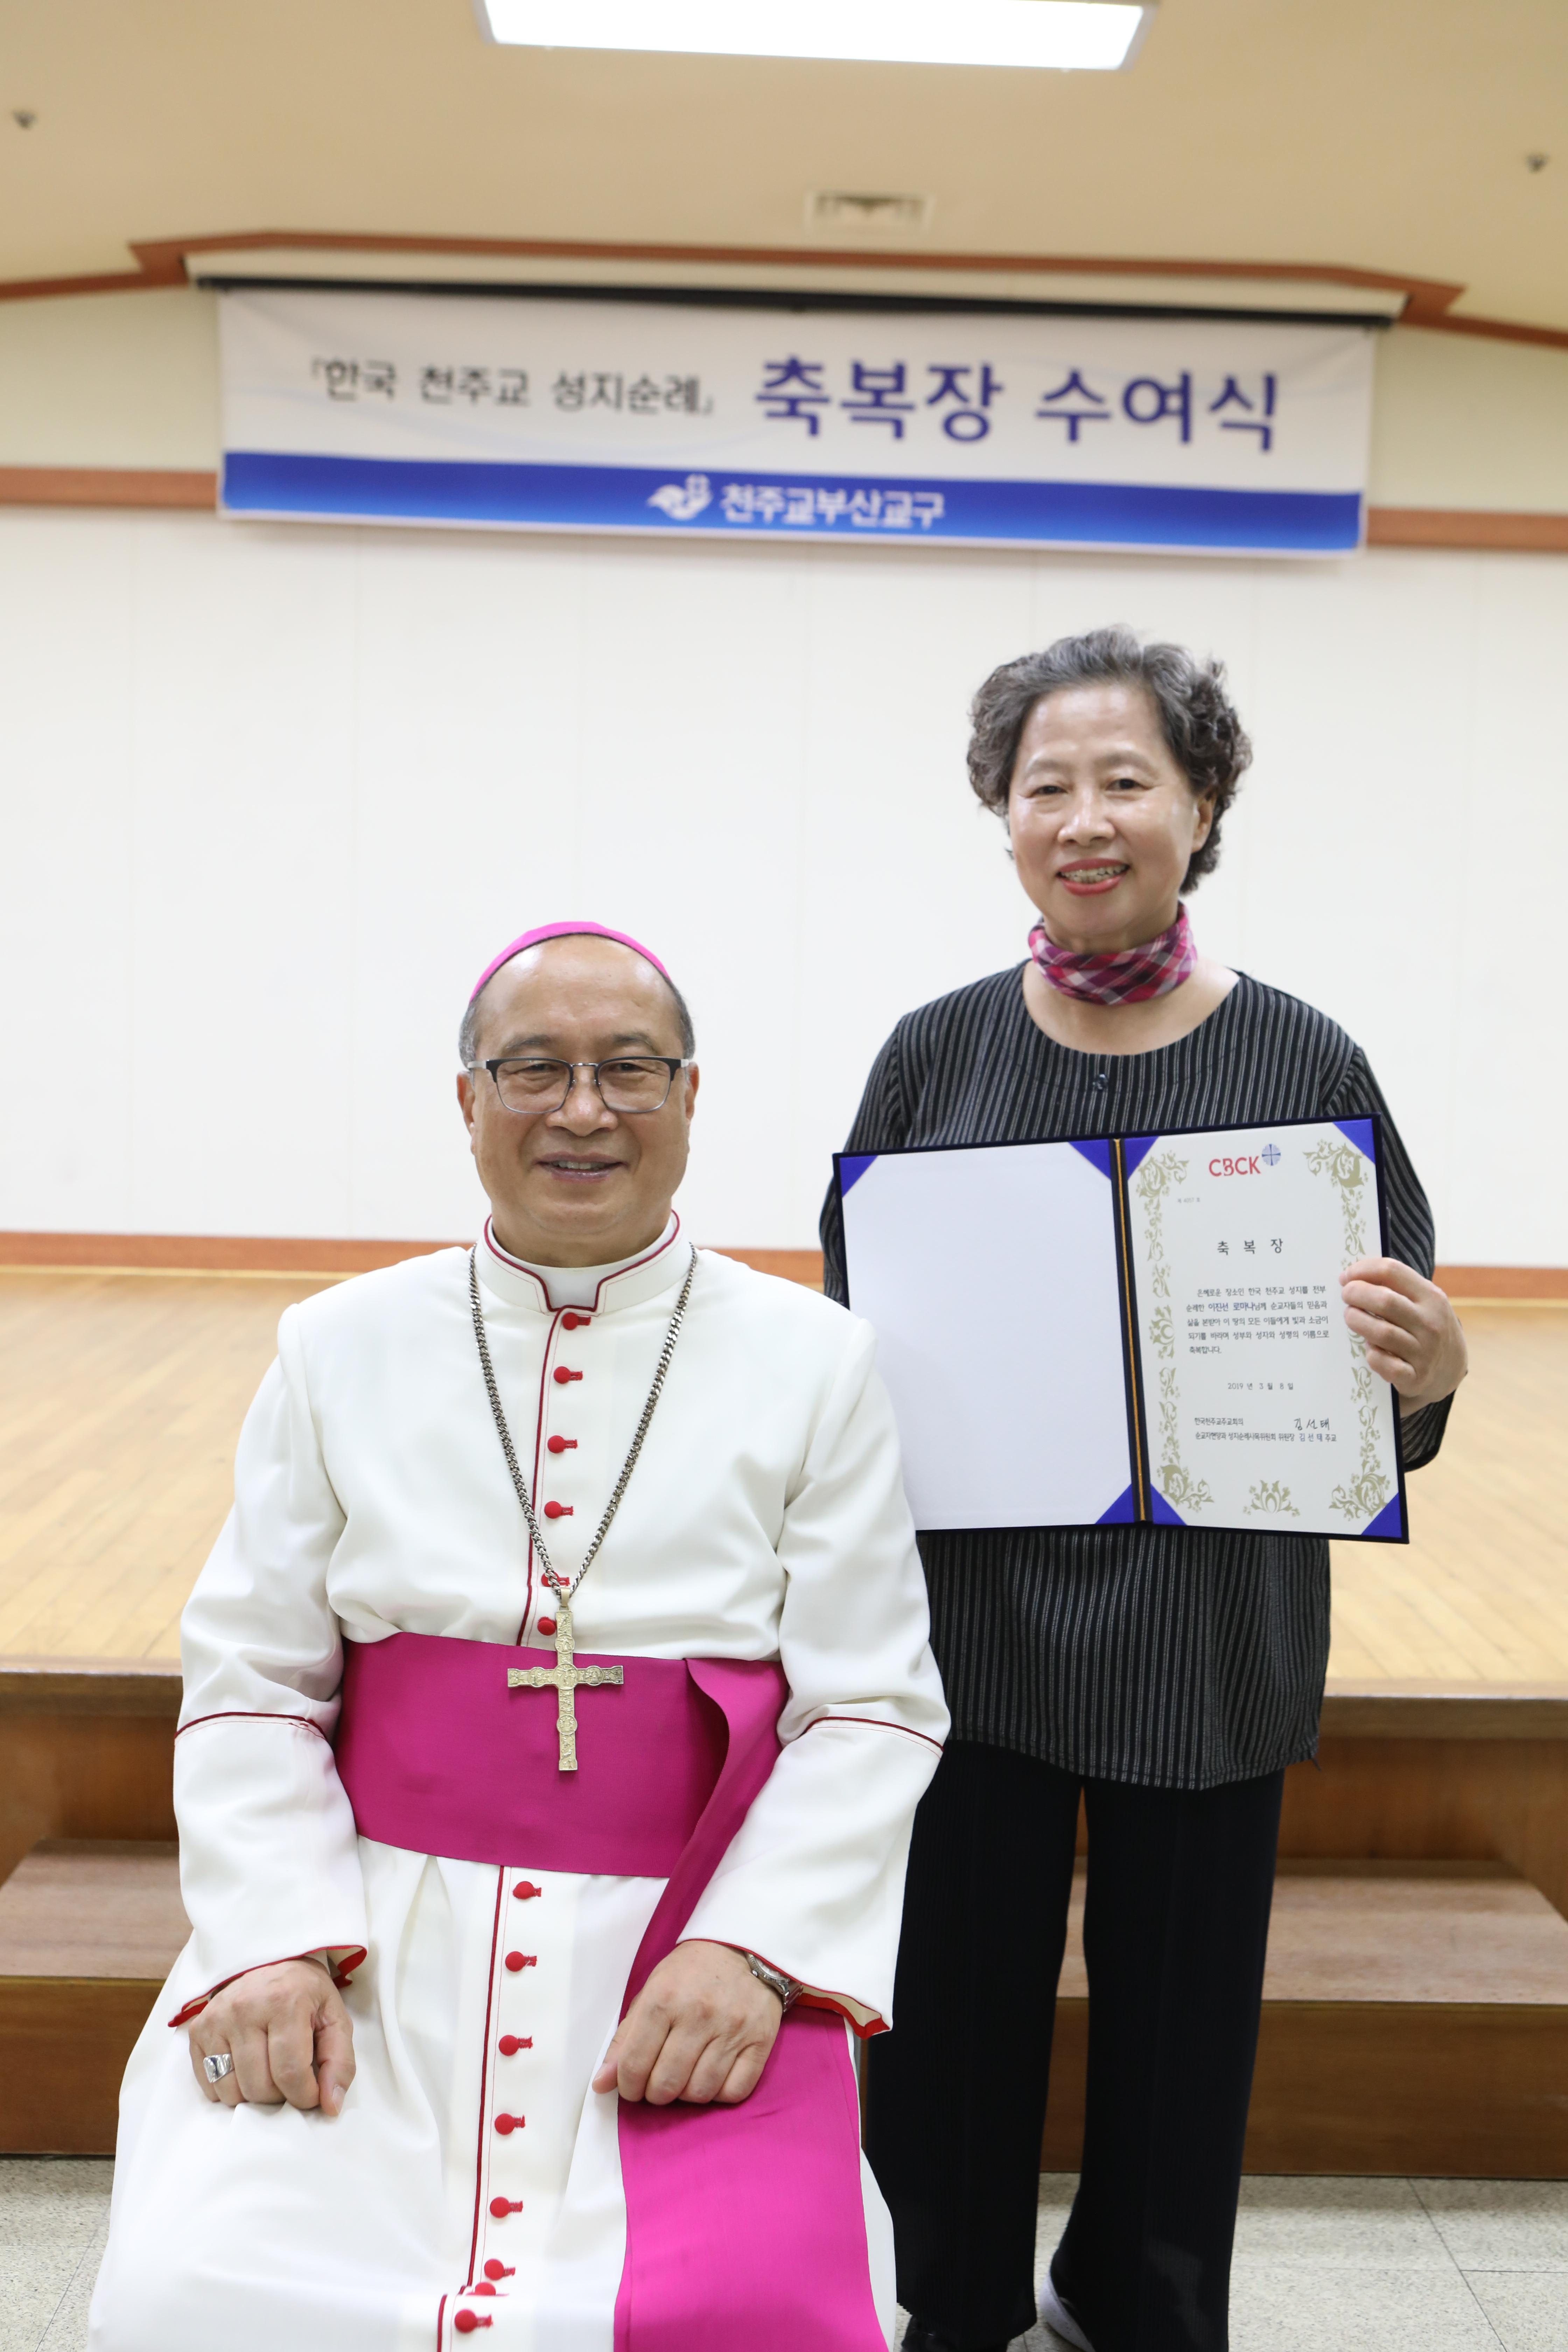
left=865, top=1743, right=1284, bottom=2352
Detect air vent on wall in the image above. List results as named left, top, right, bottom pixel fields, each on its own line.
left=807, top=191, right=936, bottom=234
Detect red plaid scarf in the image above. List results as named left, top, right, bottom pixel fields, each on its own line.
left=1028, top=902, right=1197, bottom=1006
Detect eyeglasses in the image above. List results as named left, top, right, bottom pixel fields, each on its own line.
left=475, top=1055, right=693, bottom=1115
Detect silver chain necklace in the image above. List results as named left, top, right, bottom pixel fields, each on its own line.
left=468, top=1244, right=698, bottom=1609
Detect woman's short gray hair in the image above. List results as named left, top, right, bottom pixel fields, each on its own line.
left=966, top=625, right=1253, bottom=892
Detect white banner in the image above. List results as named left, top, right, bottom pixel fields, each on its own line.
left=219, top=288, right=1375, bottom=556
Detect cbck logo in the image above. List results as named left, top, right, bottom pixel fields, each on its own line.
left=1209, top=1141, right=1282, bottom=1176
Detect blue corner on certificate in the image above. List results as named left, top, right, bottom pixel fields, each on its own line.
left=1332, top=1116, right=1378, bottom=1162
left=1362, top=1492, right=1405, bottom=1539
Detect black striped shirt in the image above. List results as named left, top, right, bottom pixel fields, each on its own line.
left=820, top=968, right=1452, bottom=1790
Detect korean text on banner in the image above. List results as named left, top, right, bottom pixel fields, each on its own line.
left=218, top=289, right=1377, bottom=558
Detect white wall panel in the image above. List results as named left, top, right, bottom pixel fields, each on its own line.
left=124, top=520, right=360, bottom=1235
left=1446, top=555, right=1568, bottom=1264
left=4, top=512, right=139, bottom=1228
left=0, top=507, right=1562, bottom=1264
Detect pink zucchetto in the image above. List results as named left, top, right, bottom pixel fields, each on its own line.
left=469, top=922, right=674, bottom=1004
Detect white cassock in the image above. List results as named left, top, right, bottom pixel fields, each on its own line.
left=89, top=1219, right=947, bottom=2352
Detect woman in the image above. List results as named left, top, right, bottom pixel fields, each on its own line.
left=820, top=628, right=1467, bottom=2352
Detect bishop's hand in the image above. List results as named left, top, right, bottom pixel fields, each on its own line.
left=187, top=1957, right=356, bottom=2117
left=593, top=1939, right=783, bottom=2107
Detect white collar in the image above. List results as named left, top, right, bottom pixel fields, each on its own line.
left=476, top=1212, right=690, bottom=1315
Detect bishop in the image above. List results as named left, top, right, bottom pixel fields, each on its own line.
left=90, top=921, right=947, bottom=2352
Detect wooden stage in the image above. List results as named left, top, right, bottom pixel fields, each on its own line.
left=1, top=1265, right=1563, bottom=1681
left=2, top=1265, right=1567, bottom=2169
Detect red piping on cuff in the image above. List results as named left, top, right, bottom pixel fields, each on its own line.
left=168, top=1944, right=368, bottom=2028
left=798, top=1991, right=887, bottom=2041
left=176, top=1710, right=331, bottom=1740
left=716, top=1942, right=886, bottom=2043
left=803, top=1713, right=946, bottom=1755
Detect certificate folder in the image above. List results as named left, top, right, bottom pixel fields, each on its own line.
left=836, top=1116, right=1408, bottom=1542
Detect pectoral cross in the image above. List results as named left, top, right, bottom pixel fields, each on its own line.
left=506, top=1596, right=623, bottom=1772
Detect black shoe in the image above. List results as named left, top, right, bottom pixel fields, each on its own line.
left=901, top=2321, right=1011, bottom=2352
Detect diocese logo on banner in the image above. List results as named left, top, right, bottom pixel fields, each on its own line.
left=218, top=288, right=1376, bottom=557
left=646, top=472, right=714, bottom=522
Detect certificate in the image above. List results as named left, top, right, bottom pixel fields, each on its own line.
left=836, top=1116, right=1406, bottom=1541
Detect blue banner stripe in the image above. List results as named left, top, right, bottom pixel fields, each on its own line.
left=222, top=453, right=1363, bottom=553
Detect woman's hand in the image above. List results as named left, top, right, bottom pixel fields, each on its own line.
left=1339, top=1258, right=1468, bottom=1414
left=592, top=1940, right=783, bottom=2108
left=187, top=1957, right=355, bottom=2116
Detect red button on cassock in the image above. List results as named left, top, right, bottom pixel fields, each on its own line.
left=537, top=1616, right=556, bottom=1635
left=493, top=2112, right=525, bottom=2135
left=547, top=1435, right=576, bottom=1454
left=504, top=1952, right=537, bottom=1972
left=543, top=1500, right=573, bottom=1520
left=454, top=2311, right=491, bottom=2333
left=484, top=2261, right=515, bottom=2281
left=513, top=1881, right=541, bottom=1899
left=471, top=2282, right=497, bottom=2296
left=562, top=1312, right=591, bottom=1329
left=489, top=2197, right=523, bottom=2218
left=553, top=1366, right=583, bottom=1384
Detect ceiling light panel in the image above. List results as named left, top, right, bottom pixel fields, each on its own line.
left=479, top=0, right=1151, bottom=73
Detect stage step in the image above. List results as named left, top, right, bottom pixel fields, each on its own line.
left=1042, top=1858, right=1568, bottom=2177
left=4, top=1842, right=1566, bottom=2171
left=0, top=1838, right=187, bottom=2153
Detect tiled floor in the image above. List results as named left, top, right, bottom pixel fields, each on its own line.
left=0, top=2161, right=112, bottom=2352
left=4, top=2162, right=1563, bottom=2351
left=896, top=2175, right=1568, bottom=2352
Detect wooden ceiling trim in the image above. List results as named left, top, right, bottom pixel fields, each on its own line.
left=5, top=227, right=1562, bottom=347
left=1367, top=509, right=1568, bottom=553
left=0, top=226, right=1524, bottom=328
left=136, top=230, right=1460, bottom=308
left=0, top=468, right=216, bottom=509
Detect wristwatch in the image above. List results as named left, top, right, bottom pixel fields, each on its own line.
left=742, top=1952, right=800, bottom=2011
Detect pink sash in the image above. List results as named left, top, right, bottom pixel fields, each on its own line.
left=333, top=1636, right=886, bottom=2352
left=616, top=1662, right=885, bottom=2352
left=333, top=1630, right=727, bottom=1875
